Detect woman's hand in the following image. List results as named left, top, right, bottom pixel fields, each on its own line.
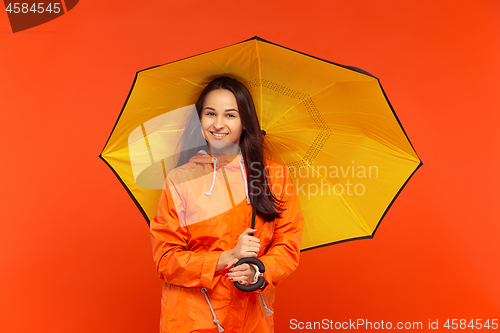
left=226, top=263, right=256, bottom=285
left=231, top=228, right=260, bottom=260
left=216, top=228, right=260, bottom=272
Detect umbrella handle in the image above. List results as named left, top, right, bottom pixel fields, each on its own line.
left=233, top=257, right=266, bottom=292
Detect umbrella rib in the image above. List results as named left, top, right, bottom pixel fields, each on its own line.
left=263, top=78, right=377, bottom=132
left=265, top=111, right=385, bottom=133
left=265, top=137, right=288, bottom=167
left=305, top=78, right=376, bottom=102
left=365, top=132, right=419, bottom=161
left=141, top=124, right=155, bottom=164
left=269, top=127, right=418, bottom=162
left=270, top=128, right=364, bottom=136
left=264, top=81, right=337, bottom=131
left=271, top=134, right=417, bottom=162
left=208, top=59, right=230, bottom=77
left=180, top=77, right=205, bottom=88
left=256, top=40, right=263, bottom=122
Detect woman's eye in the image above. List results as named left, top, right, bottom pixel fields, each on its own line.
left=227, top=113, right=236, bottom=118
left=206, top=112, right=215, bottom=116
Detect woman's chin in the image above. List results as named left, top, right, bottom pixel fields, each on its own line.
left=208, top=141, right=240, bottom=154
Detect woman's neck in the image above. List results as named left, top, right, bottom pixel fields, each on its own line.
left=208, top=143, right=241, bottom=156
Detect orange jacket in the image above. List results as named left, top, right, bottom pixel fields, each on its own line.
left=150, top=151, right=304, bottom=333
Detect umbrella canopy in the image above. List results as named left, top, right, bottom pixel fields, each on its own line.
left=99, top=36, right=422, bottom=251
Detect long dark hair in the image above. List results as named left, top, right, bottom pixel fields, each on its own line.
left=176, top=76, right=285, bottom=221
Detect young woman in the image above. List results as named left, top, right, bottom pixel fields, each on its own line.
left=149, top=77, right=304, bottom=332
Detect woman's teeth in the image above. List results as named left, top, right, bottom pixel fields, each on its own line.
left=211, top=132, right=228, bottom=138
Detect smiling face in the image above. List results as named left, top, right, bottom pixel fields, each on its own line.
left=200, top=88, right=244, bottom=154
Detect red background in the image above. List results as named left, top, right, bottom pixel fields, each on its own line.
left=1, top=0, right=499, bottom=332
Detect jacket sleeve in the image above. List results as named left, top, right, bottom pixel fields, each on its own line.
left=258, top=165, right=304, bottom=289
left=149, top=176, right=221, bottom=289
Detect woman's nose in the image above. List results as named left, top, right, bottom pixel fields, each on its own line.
left=214, top=116, right=225, bottom=130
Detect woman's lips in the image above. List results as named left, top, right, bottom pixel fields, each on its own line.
left=210, top=131, right=229, bottom=140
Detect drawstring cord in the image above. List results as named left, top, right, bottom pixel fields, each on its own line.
left=203, top=153, right=251, bottom=205
left=205, top=157, right=217, bottom=197
left=201, top=288, right=271, bottom=331
left=201, top=288, right=225, bottom=332
left=257, top=293, right=274, bottom=316
left=239, top=156, right=251, bottom=204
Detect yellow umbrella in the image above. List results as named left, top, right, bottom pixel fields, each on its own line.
left=99, top=36, right=422, bottom=251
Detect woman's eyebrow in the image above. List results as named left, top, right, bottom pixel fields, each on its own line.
left=204, top=107, right=239, bottom=112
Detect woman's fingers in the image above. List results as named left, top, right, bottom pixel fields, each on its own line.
left=226, top=264, right=255, bottom=284
left=239, top=230, right=259, bottom=243
left=231, top=229, right=261, bottom=259
left=238, top=249, right=258, bottom=258
left=241, top=242, right=260, bottom=257
left=229, top=264, right=249, bottom=272
left=241, top=238, right=260, bottom=249
left=246, top=236, right=260, bottom=243
left=242, top=236, right=260, bottom=248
